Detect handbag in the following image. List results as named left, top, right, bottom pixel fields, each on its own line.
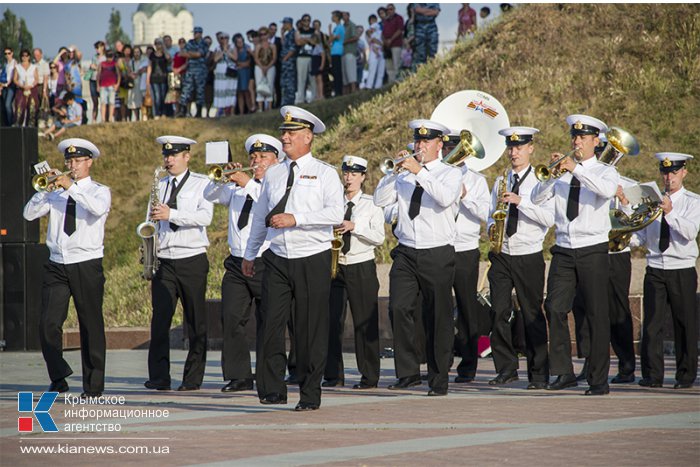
left=143, top=91, right=152, bottom=107
left=168, top=71, right=181, bottom=90
left=225, top=66, right=238, bottom=78
left=257, top=76, right=271, bottom=97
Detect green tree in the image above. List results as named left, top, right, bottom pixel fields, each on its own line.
left=0, top=8, right=33, bottom=55
left=105, top=8, right=130, bottom=48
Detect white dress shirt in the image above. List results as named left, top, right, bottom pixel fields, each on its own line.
left=609, top=174, right=636, bottom=255
left=630, top=187, right=700, bottom=270
left=339, top=191, right=385, bottom=265
left=531, top=156, right=619, bottom=249
left=488, top=165, right=555, bottom=255
left=157, top=170, right=213, bottom=260
left=245, top=153, right=344, bottom=260
left=23, top=176, right=111, bottom=264
left=203, top=178, right=271, bottom=258
left=374, top=158, right=462, bottom=249
left=455, top=165, right=490, bottom=252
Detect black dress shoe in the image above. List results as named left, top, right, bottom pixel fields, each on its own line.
left=610, top=373, right=636, bottom=384
left=80, top=391, right=102, bottom=398
left=585, top=384, right=610, bottom=396
left=48, top=378, right=69, bottom=393
left=421, top=373, right=429, bottom=381
left=576, top=359, right=589, bottom=382
left=489, top=371, right=519, bottom=386
left=527, top=381, right=547, bottom=390
left=352, top=382, right=377, bottom=389
left=144, top=380, right=171, bottom=391
left=547, top=374, right=578, bottom=390
left=221, top=379, right=254, bottom=392
left=285, top=374, right=299, bottom=385
left=260, top=393, right=287, bottom=404
left=388, top=375, right=421, bottom=390
left=454, top=375, right=475, bottom=383
left=673, top=382, right=693, bottom=389
left=321, top=379, right=344, bottom=387
left=294, top=401, right=319, bottom=411
left=427, top=388, right=447, bottom=396
left=638, top=378, right=662, bottom=388
left=176, top=384, right=200, bottom=391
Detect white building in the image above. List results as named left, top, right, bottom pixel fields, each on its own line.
left=132, top=4, right=194, bottom=47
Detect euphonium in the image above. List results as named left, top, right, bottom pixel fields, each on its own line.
left=136, top=167, right=167, bottom=280
left=32, top=170, right=73, bottom=192
left=330, top=228, right=344, bottom=279
left=489, top=168, right=509, bottom=254
left=534, top=149, right=582, bottom=182
left=608, top=181, right=665, bottom=252
left=598, top=126, right=640, bottom=167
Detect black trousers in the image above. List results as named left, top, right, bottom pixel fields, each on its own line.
left=488, top=251, right=549, bottom=382
left=258, top=249, right=332, bottom=406
left=40, top=259, right=106, bottom=392
left=641, top=266, right=698, bottom=384
left=221, top=255, right=264, bottom=381
left=325, top=260, right=381, bottom=386
left=390, top=244, right=455, bottom=392
left=453, top=249, right=481, bottom=378
left=149, top=253, right=209, bottom=387
left=545, top=242, right=610, bottom=386
left=573, top=252, right=636, bottom=375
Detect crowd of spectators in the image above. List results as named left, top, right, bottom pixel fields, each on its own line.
left=0, top=3, right=510, bottom=135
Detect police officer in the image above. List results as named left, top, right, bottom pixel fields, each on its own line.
left=145, top=136, right=213, bottom=391
left=178, top=27, right=210, bottom=117
left=323, top=156, right=385, bottom=389
left=487, top=127, right=553, bottom=389
left=279, top=18, right=297, bottom=106
left=204, top=134, right=282, bottom=394
left=374, top=119, right=462, bottom=396
left=632, top=153, right=699, bottom=389
left=413, top=4, right=441, bottom=66
left=243, top=106, right=344, bottom=411
left=531, top=114, right=619, bottom=395
left=446, top=129, right=491, bottom=384
left=23, top=138, right=111, bottom=397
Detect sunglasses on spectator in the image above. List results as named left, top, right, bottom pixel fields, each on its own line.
left=4, top=52, right=12, bottom=55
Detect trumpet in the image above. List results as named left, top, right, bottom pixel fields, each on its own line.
left=207, top=164, right=257, bottom=183
left=32, top=170, right=73, bottom=192
left=379, top=150, right=423, bottom=175
left=534, top=149, right=583, bottom=182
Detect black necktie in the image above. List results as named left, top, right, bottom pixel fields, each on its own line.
left=408, top=182, right=424, bottom=220
left=506, top=173, right=520, bottom=237
left=659, top=213, right=670, bottom=252
left=237, top=180, right=261, bottom=230
left=566, top=175, right=580, bottom=221
left=341, top=201, right=354, bottom=254
left=63, top=196, right=76, bottom=236
left=265, top=162, right=296, bottom=227
left=167, top=178, right=179, bottom=231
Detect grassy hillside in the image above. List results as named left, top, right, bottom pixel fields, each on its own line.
left=37, top=4, right=699, bottom=327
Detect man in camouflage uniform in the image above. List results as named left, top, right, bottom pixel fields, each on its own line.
left=413, top=4, right=440, bottom=66
left=279, top=17, right=297, bottom=107
left=178, top=26, right=210, bottom=117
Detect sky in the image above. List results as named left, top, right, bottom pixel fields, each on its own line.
left=5, top=2, right=501, bottom=58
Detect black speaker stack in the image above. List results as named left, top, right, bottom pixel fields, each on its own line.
left=0, top=127, right=48, bottom=351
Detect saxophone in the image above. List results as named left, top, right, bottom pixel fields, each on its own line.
left=330, top=229, right=344, bottom=279
left=489, top=168, right=509, bottom=254
left=136, top=167, right=166, bottom=280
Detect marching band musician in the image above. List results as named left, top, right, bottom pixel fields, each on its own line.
left=445, top=128, right=491, bottom=384
left=487, top=127, right=552, bottom=389
left=374, top=119, right=462, bottom=396
left=631, top=153, right=699, bottom=389
left=531, top=114, right=619, bottom=395
left=144, top=136, right=213, bottom=392
left=323, top=156, right=385, bottom=389
left=203, top=134, right=282, bottom=394
left=23, top=138, right=111, bottom=398
left=242, top=106, right=344, bottom=411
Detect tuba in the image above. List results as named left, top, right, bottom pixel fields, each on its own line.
left=137, top=167, right=167, bottom=280
left=442, top=129, right=487, bottom=167
left=330, top=229, right=344, bottom=279
left=489, top=168, right=509, bottom=254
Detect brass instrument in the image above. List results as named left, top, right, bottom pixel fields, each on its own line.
left=598, top=126, right=640, bottom=167
left=608, top=180, right=666, bottom=252
left=32, top=170, right=73, bottom=192
left=379, top=150, right=423, bottom=175
left=207, top=164, right=256, bottom=183
left=534, top=149, right=583, bottom=182
left=330, top=228, right=344, bottom=279
left=489, top=168, right=509, bottom=254
left=442, top=129, right=486, bottom=167
left=136, top=167, right=167, bottom=280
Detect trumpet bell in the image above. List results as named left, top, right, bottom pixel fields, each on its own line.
left=32, top=174, right=51, bottom=192
left=379, top=158, right=395, bottom=175
left=534, top=164, right=552, bottom=182
left=207, top=165, right=225, bottom=182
